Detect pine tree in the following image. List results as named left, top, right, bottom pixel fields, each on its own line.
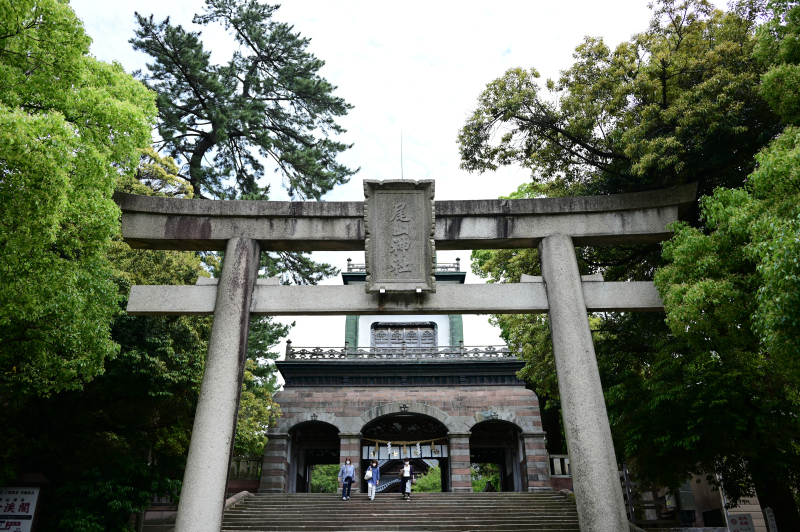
left=131, top=0, right=357, bottom=199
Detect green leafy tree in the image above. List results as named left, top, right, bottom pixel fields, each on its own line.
left=0, top=0, right=156, bottom=399
left=118, top=147, right=195, bottom=198
left=471, top=463, right=500, bottom=492
left=461, top=0, right=800, bottom=524
left=1, top=241, right=213, bottom=530
left=458, top=0, right=778, bottom=200
left=310, top=464, right=340, bottom=493
left=755, top=0, right=800, bottom=124
left=234, top=358, right=283, bottom=457
left=650, top=6, right=800, bottom=527
left=130, top=0, right=357, bottom=199
left=413, top=465, right=442, bottom=493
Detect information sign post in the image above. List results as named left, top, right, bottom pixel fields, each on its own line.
left=728, top=513, right=755, bottom=532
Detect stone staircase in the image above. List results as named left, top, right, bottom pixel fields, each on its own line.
left=221, top=492, right=580, bottom=531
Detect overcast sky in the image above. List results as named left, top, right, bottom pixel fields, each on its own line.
left=69, top=0, right=690, bottom=352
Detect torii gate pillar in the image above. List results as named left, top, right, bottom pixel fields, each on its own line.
left=540, top=234, right=628, bottom=531
left=175, top=238, right=260, bottom=531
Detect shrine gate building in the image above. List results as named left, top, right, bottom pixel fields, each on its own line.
left=258, top=261, right=552, bottom=494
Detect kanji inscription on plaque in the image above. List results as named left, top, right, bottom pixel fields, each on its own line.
left=363, top=180, right=435, bottom=293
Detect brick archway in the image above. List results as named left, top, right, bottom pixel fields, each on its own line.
left=466, top=411, right=531, bottom=433
left=358, top=402, right=458, bottom=433
left=276, top=412, right=345, bottom=434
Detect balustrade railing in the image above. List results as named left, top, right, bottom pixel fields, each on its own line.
left=549, top=454, right=571, bottom=477
left=434, top=261, right=461, bottom=272
left=229, top=456, right=262, bottom=480
left=285, top=341, right=517, bottom=360
left=376, top=475, right=400, bottom=492
left=346, top=259, right=461, bottom=272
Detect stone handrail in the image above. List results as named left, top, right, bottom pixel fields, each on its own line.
left=549, top=454, right=571, bottom=477
left=284, top=342, right=517, bottom=361
left=376, top=476, right=401, bottom=492
left=229, top=456, right=262, bottom=480
left=346, top=260, right=461, bottom=273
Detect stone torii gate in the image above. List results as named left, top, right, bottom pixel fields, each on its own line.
left=117, top=180, right=696, bottom=532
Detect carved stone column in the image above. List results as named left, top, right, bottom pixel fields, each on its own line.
left=539, top=234, right=628, bottom=531
left=520, top=432, right=552, bottom=492
left=448, top=432, right=473, bottom=493
left=339, top=432, right=362, bottom=494
left=258, top=433, right=290, bottom=493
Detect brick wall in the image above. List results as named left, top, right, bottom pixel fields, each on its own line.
left=273, top=385, right=543, bottom=432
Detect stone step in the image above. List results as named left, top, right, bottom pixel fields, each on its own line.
left=220, top=521, right=580, bottom=532
left=228, top=504, right=578, bottom=511
left=222, top=493, right=581, bottom=532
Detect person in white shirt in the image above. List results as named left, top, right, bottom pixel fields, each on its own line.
left=400, top=458, right=414, bottom=501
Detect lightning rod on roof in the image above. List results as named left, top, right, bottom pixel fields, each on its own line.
left=400, top=129, right=404, bottom=180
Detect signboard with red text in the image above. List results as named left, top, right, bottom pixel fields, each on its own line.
left=728, top=513, right=755, bottom=532
left=0, top=488, right=39, bottom=532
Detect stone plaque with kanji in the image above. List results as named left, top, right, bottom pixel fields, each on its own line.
left=363, top=180, right=435, bottom=294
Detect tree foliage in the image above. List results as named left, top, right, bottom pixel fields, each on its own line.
left=130, top=0, right=357, bottom=199
left=413, top=465, right=442, bottom=493
left=458, top=0, right=778, bottom=199
left=309, top=464, right=339, bottom=493
left=471, top=463, right=500, bottom=492
left=461, top=0, right=800, bottom=525
left=0, top=0, right=156, bottom=398
left=649, top=6, right=800, bottom=525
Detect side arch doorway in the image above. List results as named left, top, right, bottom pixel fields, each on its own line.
left=360, top=413, right=450, bottom=493
left=287, top=421, right=340, bottom=493
left=470, top=420, right=523, bottom=492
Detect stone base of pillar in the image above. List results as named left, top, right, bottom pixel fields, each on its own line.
left=521, top=432, right=552, bottom=492
left=448, top=432, right=473, bottom=493
left=258, top=434, right=289, bottom=493
left=339, top=432, right=362, bottom=495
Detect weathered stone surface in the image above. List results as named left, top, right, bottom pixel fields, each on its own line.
left=113, top=190, right=363, bottom=216
left=174, top=238, right=260, bottom=532
left=363, top=180, right=435, bottom=293
left=120, top=211, right=365, bottom=251
left=127, top=281, right=664, bottom=315
left=115, top=184, right=696, bottom=251
left=196, top=276, right=279, bottom=286
left=114, top=183, right=694, bottom=218
left=436, top=205, right=681, bottom=249
left=539, top=234, right=628, bottom=532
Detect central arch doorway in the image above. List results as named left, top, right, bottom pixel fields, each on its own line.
left=469, top=420, right=523, bottom=492
left=288, top=421, right=340, bottom=493
left=360, top=413, right=450, bottom=493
